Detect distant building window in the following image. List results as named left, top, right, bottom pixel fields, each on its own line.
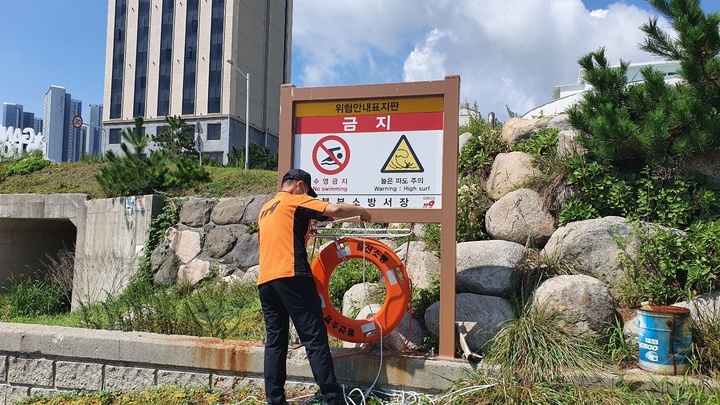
left=182, top=0, right=199, bottom=115
left=206, top=0, right=224, bottom=113
left=109, top=128, right=121, bottom=144
left=157, top=0, right=174, bottom=116
left=205, top=151, right=224, bottom=164
left=206, top=123, right=221, bottom=140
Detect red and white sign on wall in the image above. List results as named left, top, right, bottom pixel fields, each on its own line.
left=292, top=97, right=444, bottom=209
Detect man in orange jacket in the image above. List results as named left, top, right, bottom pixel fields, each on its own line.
left=257, top=168, right=371, bottom=405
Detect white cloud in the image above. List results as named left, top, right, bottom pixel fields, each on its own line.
left=292, top=0, right=671, bottom=120
left=403, top=29, right=452, bottom=82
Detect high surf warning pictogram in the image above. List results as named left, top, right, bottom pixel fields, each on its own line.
left=381, top=134, right=424, bottom=173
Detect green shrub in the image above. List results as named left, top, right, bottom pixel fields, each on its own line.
left=327, top=258, right=381, bottom=310
left=456, top=179, right=490, bottom=242
left=512, top=127, right=559, bottom=158
left=618, top=221, right=720, bottom=307
left=411, top=279, right=439, bottom=319
left=457, top=112, right=506, bottom=180
left=559, top=158, right=720, bottom=228
left=420, top=224, right=441, bottom=255
left=484, top=302, right=607, bottom=386
left=4, top=154, right=50, bottom=176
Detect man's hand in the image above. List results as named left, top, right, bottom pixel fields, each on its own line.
left=323, top=203, right=372, bottom=223
left=359, top=208, right=371, bottom=222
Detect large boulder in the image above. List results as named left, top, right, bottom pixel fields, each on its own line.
left=179, top=198, right=214, bottom=227
left=456, top=240, right=524, bottom=297
left=151, top=239, right=181, bottom=286
left=485, top=188, right=556, bottom=248
left=425, top=293, right=513, bottom=352
left=177, top=259, right=211, bottom=286
left=205, top=226, right=237, bottom=259
left=546, top=114, right=574, bottom=132
left=458, top=132, right=474, bottom=153
left=231, top=233, right=260, bottom=269
left=557, top=129, right=586, bottom=157
left=501, top=117, right=550, bottom=144
left=242, top=194, right=273, bottom=225
left=403, top=251, right=440, bottom=290
left=541, top=216, right=637, bottom=298
left=211, top=197, right=253, bottom=225
left=342, top=283, right=385, bottom=317
left=681, top=149, right=720, bottom=186
left=486, top=151, right=539, bottom=200
left=394, top=240, right=428, bottom=257
left=533, top=274, right=618, bottom=336
left=170, top=229, right=203, bottom=264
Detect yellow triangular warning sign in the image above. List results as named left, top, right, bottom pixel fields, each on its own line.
left=381, top=135, right=424, bottom=173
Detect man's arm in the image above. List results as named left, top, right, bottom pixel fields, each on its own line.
left=323, top=203, right=372, bottom=222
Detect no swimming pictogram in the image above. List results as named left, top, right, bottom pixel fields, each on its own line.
left=312, top=135, right=350, bottom=175
left=381, top=135, right=424, bottom=173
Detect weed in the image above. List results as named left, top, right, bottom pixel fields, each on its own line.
left=1, top=274, right=68, bottom=318
left=484, top=301, right=607, bottom=386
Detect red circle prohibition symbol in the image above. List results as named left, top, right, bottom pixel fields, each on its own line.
left=312, top=135, right=350, bottom=175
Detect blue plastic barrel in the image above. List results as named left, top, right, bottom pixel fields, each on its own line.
left=637, top=305, right=692, bottom=375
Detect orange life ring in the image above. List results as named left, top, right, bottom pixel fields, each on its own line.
left=311, top=237, right=411, bottom=344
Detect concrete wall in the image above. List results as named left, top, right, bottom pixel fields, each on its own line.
left=0, top=322, right=470, bottom=405
left=72, top=195, right=164, bottom=308
left=0, top=193, right=163, bottom=309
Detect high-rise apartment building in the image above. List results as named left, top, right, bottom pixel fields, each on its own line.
left=103, top=0, right=293, bottom=164
left=86, top=104, right=104, bottom=156
left=2, top=103, right=23, bottom=128
left=22, top=112, right=35, bottom=130
left=33, top=118, right=44, bottom=136
left=43, top=85, right=84, bottom=162
left=2, top=103, right=39, bottom=130
left=67, top=99, right=83, bottom=161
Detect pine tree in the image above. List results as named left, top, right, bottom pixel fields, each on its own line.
left=152, top=115, right=197, bottom=159
left=567, top=0, right=720, bottom=172
left=95, top=116, right=168, bottom=196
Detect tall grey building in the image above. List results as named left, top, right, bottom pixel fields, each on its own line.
left=86, top=104, right=104, bottom=157
left=103, top=0, right=293, bottom=163
left=33, top=118, right=44, bottom=136
left=2, top=103, right=23, bottom=128
left=67, top=99, right=83, bottom=161
left=43, top=85, right=84, bottom=162
left=22, top=112, right=35, bottom=130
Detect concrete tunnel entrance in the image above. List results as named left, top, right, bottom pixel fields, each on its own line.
left=0, top=218, right=77, bottom=289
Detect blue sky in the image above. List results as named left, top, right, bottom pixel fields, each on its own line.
left=1, top=0, right=719, bottom=123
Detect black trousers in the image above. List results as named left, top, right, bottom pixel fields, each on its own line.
left=259, top=276, right=342, bottom=405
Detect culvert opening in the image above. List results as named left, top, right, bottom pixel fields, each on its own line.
left=0, top=218, right=77, bottom=313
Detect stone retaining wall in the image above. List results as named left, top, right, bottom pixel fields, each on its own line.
left=0, top=322, right=470, bottom=405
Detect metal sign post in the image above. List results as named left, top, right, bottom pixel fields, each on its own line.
left=279, top=76, right=460, bottom=358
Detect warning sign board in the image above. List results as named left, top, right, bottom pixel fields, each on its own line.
left=381, top=135, right=424, bottom=173
left=291, top=96, right=444, bottom=208
left=280, top=77, right=461, bottom=359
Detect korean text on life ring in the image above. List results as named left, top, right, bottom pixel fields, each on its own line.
left=311, top=237, right=411, bottom=344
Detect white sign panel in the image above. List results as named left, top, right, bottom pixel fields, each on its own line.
left=293, top=102, right=444, bottom=209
